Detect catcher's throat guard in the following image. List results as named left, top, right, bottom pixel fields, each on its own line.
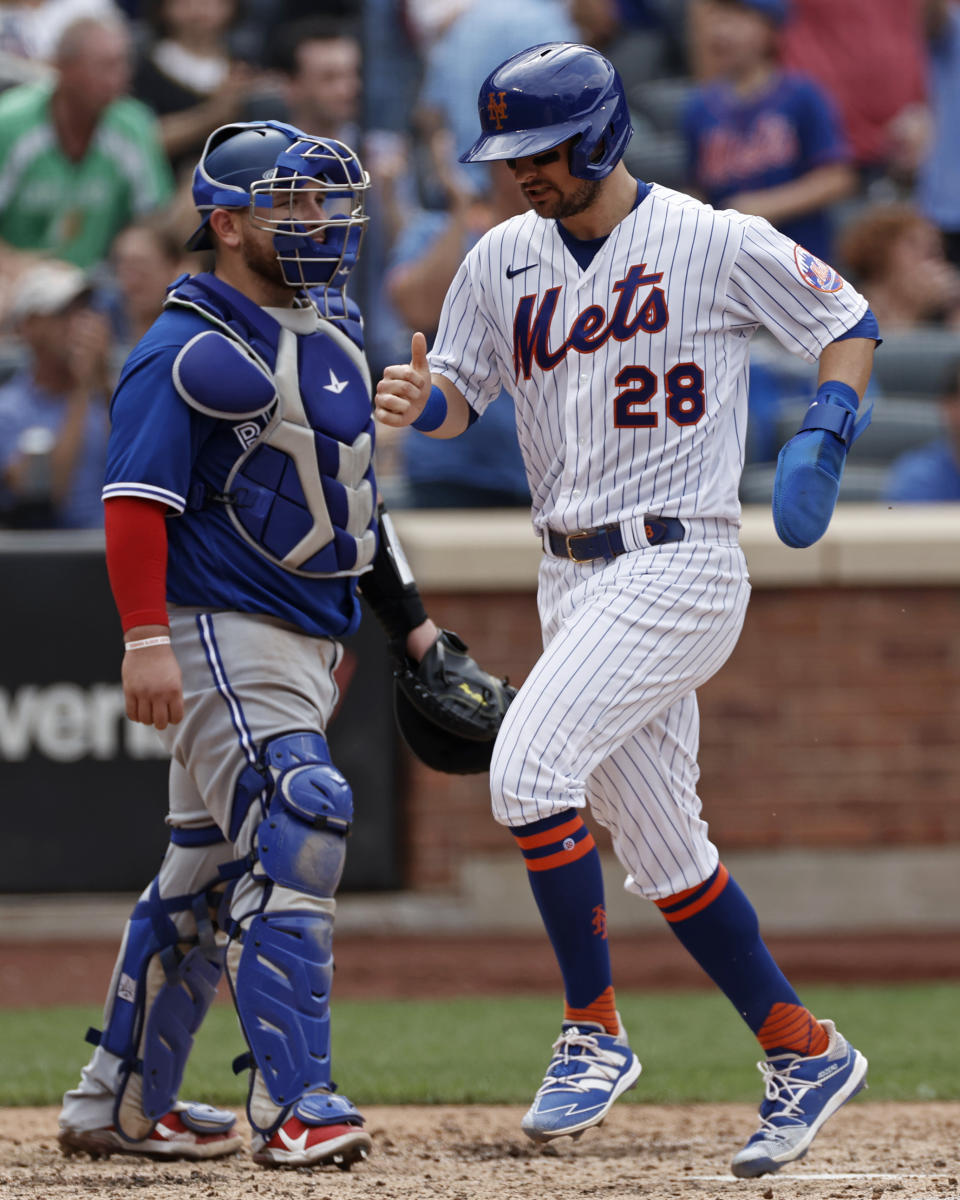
left=393, top=629, right=516, bottom=774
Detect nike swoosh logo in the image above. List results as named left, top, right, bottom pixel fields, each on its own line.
left=506, top=263, right=536, bottom=279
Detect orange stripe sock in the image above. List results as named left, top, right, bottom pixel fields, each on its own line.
left=564, top=985, right=619, bottom=1035
left=757, top=1002, right=829, bottom=1057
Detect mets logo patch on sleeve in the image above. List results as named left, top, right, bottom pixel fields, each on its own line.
left=794, top=245, right=844, bottom=292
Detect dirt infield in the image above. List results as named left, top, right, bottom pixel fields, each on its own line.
left=2, top=1102, right=958, bottom=1200
left=4, top=934, right=959, bottom=1198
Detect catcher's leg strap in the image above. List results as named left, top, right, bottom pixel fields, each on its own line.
left=225, top=731, right=353, bottom=1132
left=90, top=872, right=225, bottom=1140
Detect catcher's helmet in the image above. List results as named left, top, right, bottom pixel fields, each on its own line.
left=186, top=120, right=369, bottom=310
left=187, top=121, right=301, bottom=252
left=459, top=42, right=632, bottom=180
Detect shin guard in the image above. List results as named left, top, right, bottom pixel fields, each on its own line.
left=92, top=882, right=225, bottom=1141
left=228, top=903, right=335, bottom=1133
left=225, top=731, right=353, bottom=1135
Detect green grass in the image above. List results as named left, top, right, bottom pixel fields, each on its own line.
left=2, top=983, right=957, bottom=1107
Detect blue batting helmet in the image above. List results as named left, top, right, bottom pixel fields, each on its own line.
left=459, top=42, right=633, bottom=180
left=186, top=121, right=369, bottom=309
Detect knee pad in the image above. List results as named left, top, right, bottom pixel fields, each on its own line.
left=90, top=842, right=226, bottom=1140
left=254, top=731, right=353, bottom=897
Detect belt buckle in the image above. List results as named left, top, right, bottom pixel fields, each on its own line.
left=565, top=531, right=584, bottom=560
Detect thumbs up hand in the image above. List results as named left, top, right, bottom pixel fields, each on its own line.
left=375, top=332, right=433, bottom=428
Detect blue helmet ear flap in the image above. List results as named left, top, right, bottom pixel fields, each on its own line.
left=567, top=78, right=633, bottom=180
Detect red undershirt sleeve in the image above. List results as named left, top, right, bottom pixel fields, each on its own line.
left=104, top=496, right=170, bottom=632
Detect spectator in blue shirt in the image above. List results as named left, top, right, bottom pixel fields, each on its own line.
left=384, top=143, right=531, bottom=509
left=917, top=0, right=960, bottom=267
left=683, top=0, right=856, bottom=261
left=0, top=261, right=110, bottom=528
left=885, top=368, right=960, bottom=502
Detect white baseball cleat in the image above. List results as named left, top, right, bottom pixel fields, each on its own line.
left=521, top=1018, right=642, bottom=1143
left=731, top=1019, right=868, bottom=1178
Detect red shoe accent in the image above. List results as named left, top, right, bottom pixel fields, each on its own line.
left=253, top=1117, right=373, bottom=1168
left=150, top=1111, right=233, bottom=1145
left=58, top=1108, right=242, bottom=1161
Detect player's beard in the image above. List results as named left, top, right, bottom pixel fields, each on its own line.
left=527, top=178, right=602, bottom=220
left=240, top=229, right=288, bottom=290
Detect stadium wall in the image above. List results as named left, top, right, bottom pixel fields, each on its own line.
left=0, top=507, right=957, bottom=939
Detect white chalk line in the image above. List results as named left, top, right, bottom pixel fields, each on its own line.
left=687, top=1173, right=952, bottom=1182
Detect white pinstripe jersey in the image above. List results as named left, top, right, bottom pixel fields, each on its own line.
left=429, top=183, right=867, bottom=536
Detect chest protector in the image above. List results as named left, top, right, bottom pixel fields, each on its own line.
left=166, top=273, right=376, bottom=577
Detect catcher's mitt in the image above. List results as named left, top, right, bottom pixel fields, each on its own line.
left=392, top=629, right=516, bottom=774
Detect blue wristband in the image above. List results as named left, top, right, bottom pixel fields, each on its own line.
left=798, top=379, right=866, bottom=447
left=412, top=385, right=448, bottom=432
left=815, top=379, right=859, bottom=412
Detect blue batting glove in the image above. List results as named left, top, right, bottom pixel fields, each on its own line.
left=772, top=381, right=864, bottom=549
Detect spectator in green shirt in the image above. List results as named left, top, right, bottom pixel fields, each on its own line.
left=0, top=14, right=174, bottom=275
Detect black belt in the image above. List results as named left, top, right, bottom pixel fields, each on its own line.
left=546, top=517, right=685, bottom=562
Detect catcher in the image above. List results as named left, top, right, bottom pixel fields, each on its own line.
left=57, top=120, right=512, bottom=1170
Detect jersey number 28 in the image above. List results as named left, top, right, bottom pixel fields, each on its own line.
left=614, top=362, right=706, bottom=428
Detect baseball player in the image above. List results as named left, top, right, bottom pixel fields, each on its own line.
left=57, top=119, right=511, bottom=1170
left=375, top=43, right=880, bottom=1179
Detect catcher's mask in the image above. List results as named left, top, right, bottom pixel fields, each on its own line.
left=459, top=42, right=633, bottom=180
left=187, top=120, right=369, bottom=318
left=394, top=684, right=505, bottom=775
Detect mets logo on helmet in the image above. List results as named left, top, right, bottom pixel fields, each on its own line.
left=793, top=244, right=843, bottom=292
left=487, top=91, right=508, bottom=130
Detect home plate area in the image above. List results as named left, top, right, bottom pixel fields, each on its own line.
left=2, top=1102, right=958, bottom=1200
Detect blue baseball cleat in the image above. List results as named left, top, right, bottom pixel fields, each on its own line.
left=521, top=1019, right=642, bottom=1143
left=731, top=1019, right=868, bottom=1178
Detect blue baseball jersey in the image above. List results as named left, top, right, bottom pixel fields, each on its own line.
left=102, top=274, right=377, bottom=639
left=684, top=71, right=849, bottom=260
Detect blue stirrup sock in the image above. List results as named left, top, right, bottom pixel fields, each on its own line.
left=656, top=864, right=828, bottom=1058
left=510, top=808, right=618, bottom=1034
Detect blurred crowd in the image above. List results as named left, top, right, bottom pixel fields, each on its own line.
left=0, top=0, right=958, bottom=531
